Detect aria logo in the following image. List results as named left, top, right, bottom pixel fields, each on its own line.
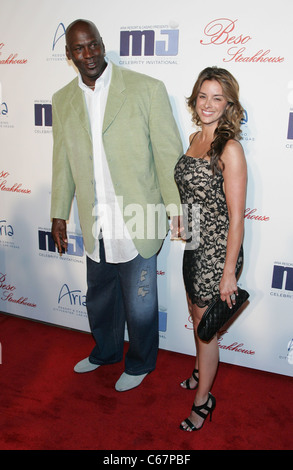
left=58, top=283, right=86, bottom=307
left=0, top=219, right=14, bottom=237
left=1, top=102, right=8, bottom=117
left=52, top=23, right=66, bottom=51
left=47, top=23, right=67, bottom=62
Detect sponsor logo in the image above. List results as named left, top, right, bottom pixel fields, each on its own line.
left=0, top=219, right=13, bottom=237
left=278, top=338, right=293, bottom=365
left=157, top=269, right=167, bottom=333
left=159, top=308, right=167, bottom=333
left=218, top=335, right=255, bottom=356
left=0, top=82, right=14, bottom=129
left=52, top=23, right=66, bottom=51
left=53, top=282, right=87, bottom=319
left=271, top=262, right=293, bottom=300
left=34, top=101, right=52, bottom=134
left=35, top=103, right=52, bottom=127
left=287, top=81, right=293, bottom=143
left=0, top=101, right=8, bottom=117
left=0, top=42, right=28, bottom=64
left=58, top=283, right=86, bottom=307
left=38, top=229, right=84, bottom=260
left=185, top=315, right=255, bottom=355
left=240, top=108, right=255, bottom=143
left=287, top=339, right=293, bottom=365
left=287, top=112, right=293, bottom=140
left=0, top=218, right=19, bottom=250
left=46, top=23, right=67, bottom=62
left=244, top=208, right=270, bottom=222
left=0, top=170, right=31, bottom=195
left=0, top=272, right=36, bottom=308
left=119, top=22, right=179, bottom=66
left=200, top=18, right=284, bottom=64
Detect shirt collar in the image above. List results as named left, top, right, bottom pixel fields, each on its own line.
left=78, top=58, right=112, bottom=94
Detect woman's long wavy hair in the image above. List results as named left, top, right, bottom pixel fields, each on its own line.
left=187, top=67, right=245, bottom=175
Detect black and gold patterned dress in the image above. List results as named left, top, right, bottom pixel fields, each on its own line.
left=174, top=154, right=243, bottom=308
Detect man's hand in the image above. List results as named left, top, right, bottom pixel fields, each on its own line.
left=170, top=215, right=184, bottom=240
left=51, top=218, right=68, bottom=255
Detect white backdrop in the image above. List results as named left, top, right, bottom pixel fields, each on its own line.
left=1, top=0, right=292, bottom=377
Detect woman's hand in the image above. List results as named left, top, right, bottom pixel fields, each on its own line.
left=219, top=272, right=238, bottom=309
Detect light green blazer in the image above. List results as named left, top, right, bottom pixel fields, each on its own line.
left=51, top=62, right=183, bottom=258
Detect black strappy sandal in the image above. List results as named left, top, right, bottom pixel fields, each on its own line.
left=180, top=368, right=199, bottom=390
left=180, top=392, right=216, bottom=431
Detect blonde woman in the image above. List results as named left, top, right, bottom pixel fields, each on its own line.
left=174, top=67, right=247, bottom=431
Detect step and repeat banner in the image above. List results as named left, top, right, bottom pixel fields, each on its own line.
left=1, top=0, right=292, bottom=377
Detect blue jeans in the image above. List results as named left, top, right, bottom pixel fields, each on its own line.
left=86, top=239, right=159, bottom=375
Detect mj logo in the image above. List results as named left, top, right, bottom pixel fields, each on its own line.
left=34, top=104, right=52, bottom=127
left=287, top=112, right=293, bottom=140
left=271, top=265, right=293, bottom=291
left=287, top=81, right=293, bottom=139
left=120, top=29, right=179, bottom=56
left=38, top=230, right=84, bottom=257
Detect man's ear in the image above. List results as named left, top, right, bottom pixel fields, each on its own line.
left=100, top=38, right=106, bottom=56
left=65, top=45, right=71, bottom=61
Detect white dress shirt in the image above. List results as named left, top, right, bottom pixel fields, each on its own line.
left=78, top=61, right=138, bottom=263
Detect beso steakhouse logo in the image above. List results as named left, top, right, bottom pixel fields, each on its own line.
left=200, top=18, right=284, bottom=64
left=0, top=272, right=36, bottom=308
left=244, top=208, right=269, bottom=222
left=0, top=171, right=31, bottom=194
left=0, top=43, right=27, bottom=64
left=184, top=316, right=255, bottom=356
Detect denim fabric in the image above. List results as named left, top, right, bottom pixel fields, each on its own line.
left=86, top=239, right=158, bottom=375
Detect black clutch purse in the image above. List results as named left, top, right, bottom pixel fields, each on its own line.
left=197, top=287, right=249, bottom=342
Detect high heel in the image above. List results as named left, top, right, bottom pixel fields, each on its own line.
left=180, top=392, right=216, bottom=432
left=180, top=368, right=199, bottom=390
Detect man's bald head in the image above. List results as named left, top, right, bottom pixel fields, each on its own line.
left=65, top=19, right=102, bottom=45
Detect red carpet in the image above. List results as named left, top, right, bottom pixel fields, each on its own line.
left=0, top=311, right=292, bottom=453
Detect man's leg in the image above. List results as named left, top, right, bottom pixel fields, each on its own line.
left=85, top=240, right=126, bottom=366
left=118, top=253, right=159, bottom=376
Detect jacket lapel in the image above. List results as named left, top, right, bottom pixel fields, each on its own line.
left=103, top=63, right=126, bottom=134
left=70, top=83, right=92, bottom=141
left=67, top=64, right=125, bottom=138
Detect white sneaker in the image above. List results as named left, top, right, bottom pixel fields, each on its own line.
left=115, top=372, right=148, bottom=391
left=74, top=357, right=100, bottom=373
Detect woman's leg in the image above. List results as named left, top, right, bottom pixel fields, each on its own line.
left=180, top=294, right=199, bottom=389
left=181, top=301, right=219, bottom=430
